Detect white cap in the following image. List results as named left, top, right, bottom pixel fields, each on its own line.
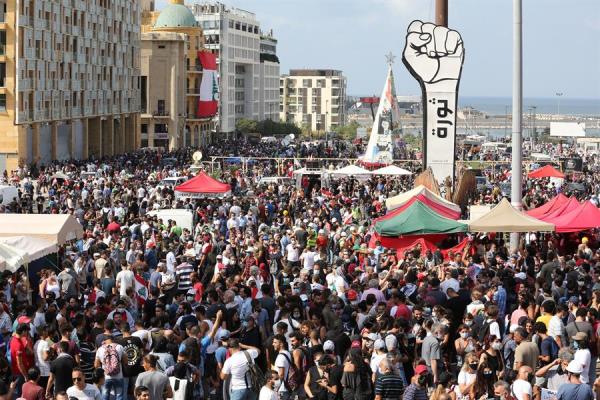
left=566, top=360, right=583, bottom=374
left=374, top=339, right=386, bottom=350
left=515, top=272, right=526, bottom=280
left=323, top=340, right=335, bottom=352
left=385, top=335, right=398, bottom=352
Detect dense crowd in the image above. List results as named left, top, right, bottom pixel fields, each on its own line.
left=0, top=139, right=599, bottom=400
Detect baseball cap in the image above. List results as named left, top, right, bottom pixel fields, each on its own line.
left=572, top=332, right=588, bottom=341
left=566, top=360, right=583, bottom=374
left=323, top=340, right=335, bottom=352
left=373, top=339, right=386, bottom=350
left=351, top=340, right=362, bottom=349
left=216, top=330, right=231, bottom=342
left=414, top=365, right=429, bottom=375
left=346, top=290, right=358, bottom=301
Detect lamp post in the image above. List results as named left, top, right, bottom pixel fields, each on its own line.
left=555, top=92, right=563, bottom=117
left=325, top=99, right=329, bottom=144
left=510, top=0, right=523, bottom=250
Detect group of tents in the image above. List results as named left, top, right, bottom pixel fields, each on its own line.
left=368, top=183, right=600, bottom=255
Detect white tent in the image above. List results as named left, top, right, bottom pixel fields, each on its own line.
left=0, top=236, right=57, bottom=260
left=370, top=165, right=412, bottom=176
left=330, top=165, right=371, bottom=177
left=0, top=214, right=83, bottom=245
left=0, top=242, right=28, bottom=272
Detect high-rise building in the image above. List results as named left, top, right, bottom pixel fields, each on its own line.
left=259, top=31, right=279, bottom=122
left=190, top=2, right=279, bottom=134
left=140, top=0, right=213, bottom=149
left=280, top=69, right=347, bottom=132
left=0, top=0, right=141, bottom=174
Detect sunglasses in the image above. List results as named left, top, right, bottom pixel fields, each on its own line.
left=72, top=376, right=83, bottom=382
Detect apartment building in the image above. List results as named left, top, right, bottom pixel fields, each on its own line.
left=258, top=31, right=279, bottom=121
left=140, top=0, right=212, bottom=149
left=0, top=0, right=140, bottom=173
left=280, top=69, right=347, bottom=132
left=190, top=2, right=279, bottom=134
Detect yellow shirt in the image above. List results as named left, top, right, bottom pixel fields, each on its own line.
left=536, top=314, right=552, bottom=329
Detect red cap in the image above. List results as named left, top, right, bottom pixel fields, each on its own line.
left=346, top=290, right=358, bottom=301
left=414, top=365, right=428, bottom=375
left=351, top=340, right=362, bottom=349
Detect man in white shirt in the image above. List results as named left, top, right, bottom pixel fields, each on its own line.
left=272, top=334, right=292, bottom=400
left=220, top=339, right=261, bottom=400
left=572, top=332, right=592, bottom=384
left=94, top=336, right=125, bottom=400
left=67, top=367, right=101, bottom=400
left=115, top=264, right=135, bottom=297
left=300, top=246, right=316, bottom=271
left=259, top=371, right=279, bottom=400
left=511, top=365, right=533, bottom=400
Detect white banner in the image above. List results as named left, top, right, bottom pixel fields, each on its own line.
left=402, top=20, right=465, bottom=186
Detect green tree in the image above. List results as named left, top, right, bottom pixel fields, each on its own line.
left=334, top=121, right=360, bottom=140
left=235, top=118, right=258, bottom=134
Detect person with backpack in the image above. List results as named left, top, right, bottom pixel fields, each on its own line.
left=219, top=338, right=262, bottom=400
left=95, top=332, right=125, bottom=400
left=117, top=322, right=144, bottom=400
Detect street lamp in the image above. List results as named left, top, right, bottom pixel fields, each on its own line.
left=556, top=92, right=563, bottom=117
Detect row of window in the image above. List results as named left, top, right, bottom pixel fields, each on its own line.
left=228, top=19, right=259, bottom=35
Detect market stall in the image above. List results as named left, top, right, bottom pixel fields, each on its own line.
left=0, top=214, right=83, bottom=245
left=469, top=198, right=555, bottom=232
left=174, top=171, right=231, bottom=198
left=385, top=185, right=461, bottom=219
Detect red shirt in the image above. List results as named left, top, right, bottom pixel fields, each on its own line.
left=21, top=381, right=44, bottom=400
left=10, top=334, right=34, bottom=375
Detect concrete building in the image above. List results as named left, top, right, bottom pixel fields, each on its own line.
left=140, top=0, right=213, bottom=149
left=280, top=69, right=347, bottom=132
left=190, top=2, right=279, bottom=134
left=258, top=31, right=279, bottom=121
left=0, top=0, right=141, bottom=173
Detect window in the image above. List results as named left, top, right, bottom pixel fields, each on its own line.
left=0, top=94, right=5, bottom=112
left=157, top=99, right=165, bottom=115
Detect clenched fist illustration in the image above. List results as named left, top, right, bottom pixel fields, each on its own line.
left=402, top=20, right=464, bottom=91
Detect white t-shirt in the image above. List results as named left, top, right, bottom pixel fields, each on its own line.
left=222, top=349, right=259, bottom=391
left=116, top=269, right=135, bottom=297
left=274, top=350, right=291, bottom=393
left=66, top=384, right=102, bottom=400
left=34, top=339, right=51, bottom=376
left=511, top=379, right=532, bottom=400
left=455, top=370, right=476, bottom=398
left=548, top=315, right=564, bottom=341
left=370, top=353, right=386, bottom=375
left=95, top=343, right=124, bottom=379
left=259, top=386, right=278, bottom=400
left=574, top=348, right=592, bottom=384
left=301, top=251, right=316, bottom=270
left=286, top=244, right=299, bottom=262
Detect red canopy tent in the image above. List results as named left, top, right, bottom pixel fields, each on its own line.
left=526, top=193, right=568, bottom=219
left=540, top=196, right=580, bottom=221
left=174, top=172, right=231, bottom=198
left=548, top=201, right=600, bottom=232
left=528, top=165, right=565, bottom=179
left=374, top=196, right=460, bottom=221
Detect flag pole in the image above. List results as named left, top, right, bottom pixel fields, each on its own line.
left=510, top=0, right=523, bottom=251
left=435, top=0, right=448, bottom=27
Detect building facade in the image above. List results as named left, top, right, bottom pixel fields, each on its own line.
left=140, top=0, right=213, bottom=149
left=0, top=0, right=140, bottom=173
left=280, top=69, right=347, bottom=132
left=258, top=31, right=279, bottom=122
left=190, top=2, right=279, bottom=134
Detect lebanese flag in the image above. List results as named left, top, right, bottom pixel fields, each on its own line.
left=197, top=51, right=219, bottom=118
left=134, top=275, right=148, bottom=304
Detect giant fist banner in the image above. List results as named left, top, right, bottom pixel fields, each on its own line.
left=402, top=20, right=464, bottom=186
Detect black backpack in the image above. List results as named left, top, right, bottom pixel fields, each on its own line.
left=242, top=350, right=265, bottom=391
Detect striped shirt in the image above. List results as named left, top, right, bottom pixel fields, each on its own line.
left=402, top=383, right=427, bottom=400
left=175, top=262, right=194, bottom=290
left=374, top=373, right=404, bottom=400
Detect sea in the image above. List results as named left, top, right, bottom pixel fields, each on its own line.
left=456, top=96, right=600, bottom=139
left=458, top=96, right=600, bottom=117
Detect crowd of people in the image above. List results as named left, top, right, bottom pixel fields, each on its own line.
left=0, top=138, right=599, bottom=400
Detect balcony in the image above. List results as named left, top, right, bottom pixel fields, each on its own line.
left=19, top=16, right=30, bottom=26
left=18, top=110, right=32, bottom=122
left=53, top=108, right=60, bottom=119
left=187, top=87, right=200, bottom=95
left=34, top=19, right=48, bottom=30
left=152, top=110, right=170, bottom=118
left=19, top=78, right=31, bottom=90
left=34, top=109, right=48, bottom=120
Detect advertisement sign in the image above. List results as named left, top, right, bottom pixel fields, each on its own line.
left=550, top=122, right=586, bottom=137
left=402, top=20, right=465, bottom=186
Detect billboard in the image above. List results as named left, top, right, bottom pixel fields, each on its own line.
left=550, top=122, right=585, bottom=137
left=402, top=20, right=464, bottom=186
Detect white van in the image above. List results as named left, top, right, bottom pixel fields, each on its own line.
left=0, top=186, right=18, bottom=205
left=146, top=209, right=194, bottom=232
left=157, top=176, right=187, bottom=190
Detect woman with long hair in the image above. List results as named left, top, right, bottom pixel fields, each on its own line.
left=454, top=352, right=478, bottom=400
left=341, top=348, right=372, bottom=400
left=470, top=362, right=496, bottom=400
left=39, top=269, right=60, bottom=299
left=479, top=334, right=504, bottom=378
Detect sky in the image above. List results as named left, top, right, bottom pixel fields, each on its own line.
left=157, top=0, right=600, bottom=99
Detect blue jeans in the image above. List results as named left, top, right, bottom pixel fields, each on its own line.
left=230, top=389, right=257, bottom=400
left=102, top=378, right=124, bottom=400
